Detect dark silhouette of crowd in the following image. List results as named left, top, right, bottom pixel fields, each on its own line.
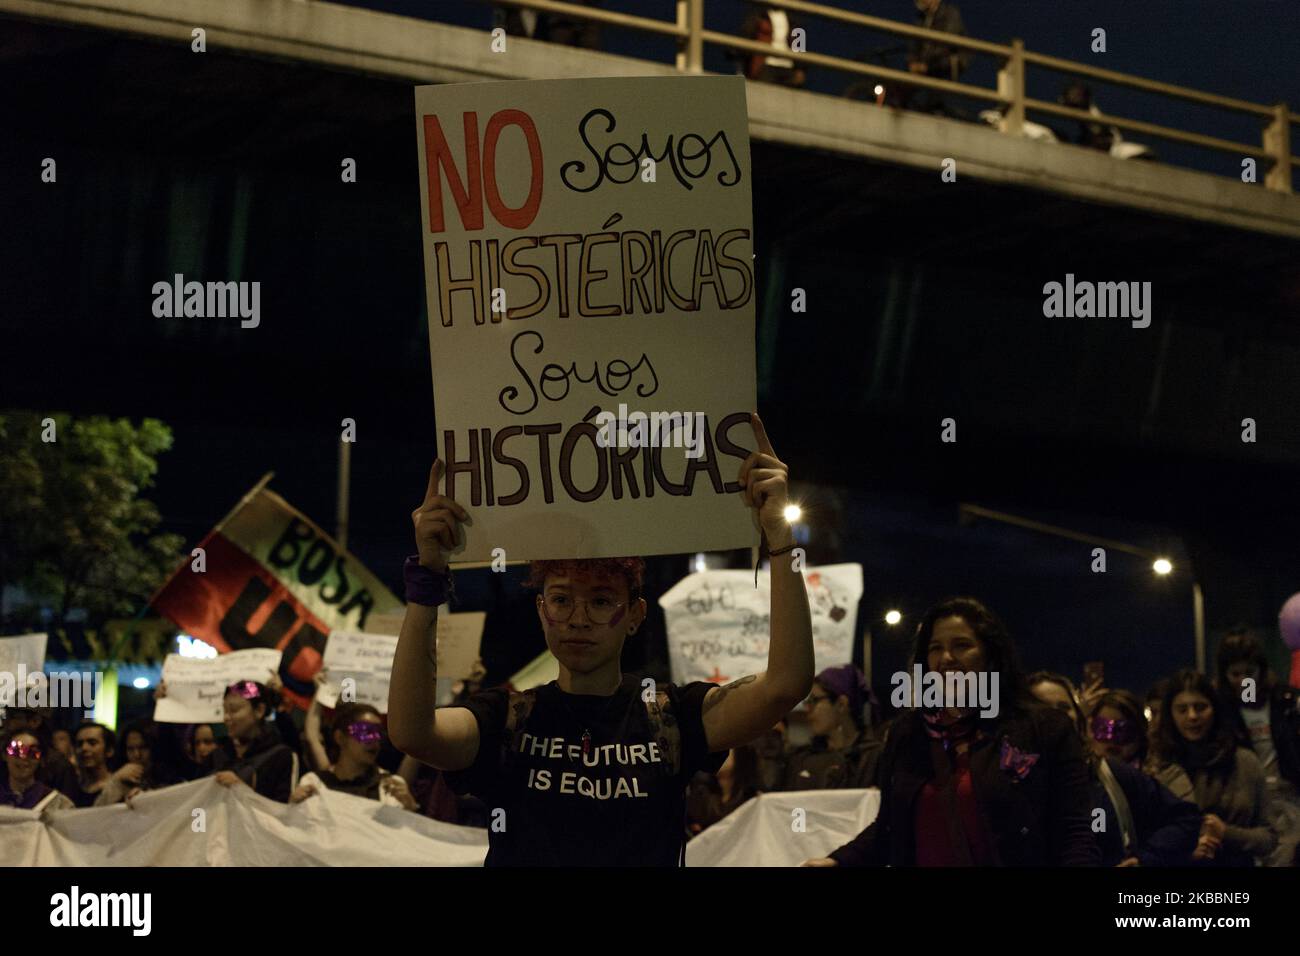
left=1, top=669, right=487, bottom=825
left=3, top=600, right=1296, bottom=868
left=689, top=603, right=1297, bottom=868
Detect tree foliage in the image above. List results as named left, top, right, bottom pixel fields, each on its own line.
left=0, top=411, right=184, bottom=630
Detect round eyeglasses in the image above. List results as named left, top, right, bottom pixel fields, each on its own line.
left=541, top=593, right=626, bottom=625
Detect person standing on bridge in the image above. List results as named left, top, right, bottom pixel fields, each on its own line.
left=736, top=6, right=807, bottom=89
left=905, top=0, right=970, bottom=118
left=494, top=2, right=602, bottom=50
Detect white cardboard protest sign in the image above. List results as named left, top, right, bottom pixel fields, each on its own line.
left=661, top=564, right=863, bottom=685
left=436, top=611, right=486, bottom=682
left=153, top=648, right=283, bottom=723
left=416, top=76, right=759, bottom=563
left=0, top=634, right=48, bottom=707
left=315, top=631, right=398, bottom=711
left=0, top=633, right=47, bottom=675
left=318, top=611, right=487, bottom=710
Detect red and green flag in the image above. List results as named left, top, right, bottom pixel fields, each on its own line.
left=152, top=476, right=402, bottom=708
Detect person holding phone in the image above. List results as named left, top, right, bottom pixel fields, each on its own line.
left=1080, top=661, right=1107, bottom=714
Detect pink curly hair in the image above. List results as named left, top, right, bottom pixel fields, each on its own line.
left=525, top=557, right=645, bottom=600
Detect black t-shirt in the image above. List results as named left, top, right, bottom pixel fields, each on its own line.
left=317, top=766, right=383, bottom=800
left=209, top=728, right=296, bottom=803
left=449, top=674, right=725, bottom=866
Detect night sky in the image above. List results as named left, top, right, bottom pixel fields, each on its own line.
left=2, top=1, right=1297, bottom=701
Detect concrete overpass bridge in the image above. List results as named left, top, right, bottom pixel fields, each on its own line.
left=3, top=0, right=1298, bottom=237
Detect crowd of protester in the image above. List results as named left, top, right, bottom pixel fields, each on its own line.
left=0, top=665, right=487, bottom=825
left=3, top=601, right=1296, bottom=867
left=684, top=606, right=1298, bottom=868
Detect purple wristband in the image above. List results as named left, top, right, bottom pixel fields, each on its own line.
left=404, top=555, right=454, bottom=606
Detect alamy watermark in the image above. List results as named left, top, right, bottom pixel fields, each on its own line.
left=0, top=665, right=103, bottom=718
left=593, top=404, right=707, bottom=459
left=49, top=886, right=151, bottom=936
left=1042, top=274, right=1151, bottom=328
left=890, top=665, right=1001, bottom=718
left=151, top=273, right=260, bottom=328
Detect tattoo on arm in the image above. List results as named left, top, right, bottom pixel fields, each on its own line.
left=703, top=674, right=757, bottom=715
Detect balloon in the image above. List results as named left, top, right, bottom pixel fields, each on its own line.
left=1281, top=592, right=1300, bottom=651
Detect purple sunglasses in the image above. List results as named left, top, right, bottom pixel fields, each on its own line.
left=346, top=722, right=384, bottom=745
left=1090, top=715, right=1137, bottom=745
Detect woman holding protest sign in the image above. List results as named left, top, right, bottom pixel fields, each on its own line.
left=389, top=412, right=814, bottom=866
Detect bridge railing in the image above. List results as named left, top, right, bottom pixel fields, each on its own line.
left=470, top=0, right=1295, bottom=193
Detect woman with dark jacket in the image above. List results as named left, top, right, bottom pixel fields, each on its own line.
left=1213, top=628, right=1300, bottom=865
left=210, top=681, right=298, bottom=803
left=1154, top=669, right=1275, bottom=867
left=1215, top=629, right=1300, bottom=788
left=1029, top=672, right=1200, bottom=866
left=805, top=598, right=1099, bottom=866
left=783, top=664, right=883, bottom=791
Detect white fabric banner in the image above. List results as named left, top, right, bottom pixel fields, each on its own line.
left=685, top=788, right=880, bottom=867
left=153, top=649, right=283, bottom=723
left=661, top=564, right=863, bottom=685
left=0, top=779, right=874, bottom=867
left=0, top=778, right=488, bottom=867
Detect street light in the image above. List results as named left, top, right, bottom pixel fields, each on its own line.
left=958, top=503, right=1206, bottom=672
left=885, top=609, right=902, bottom=626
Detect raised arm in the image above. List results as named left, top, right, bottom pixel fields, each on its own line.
left=702, top=414, right=815, bottom=752
left=387, top=460, right=481, bottom=771
left=303, top=691, right=331, bottom=773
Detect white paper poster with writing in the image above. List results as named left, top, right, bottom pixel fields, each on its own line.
left=415, top=76, right=759, bottom=563
left=154, top=648, right=283, bottom=724
left=316, top=612, right=486, bottom=711
left=661, top=564, right=863, bottom=685
left=315, top=631, right=398, bottom=712
left=0, top=633, right=48, bottom=706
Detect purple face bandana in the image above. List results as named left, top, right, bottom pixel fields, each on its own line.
left=346, top=722, right=384, bottom=745
left=1090, top=715, right=1137, bottom=745
left=5, top=740, right=41, bottom=760
left=227, top=680, right=262, bottom=701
